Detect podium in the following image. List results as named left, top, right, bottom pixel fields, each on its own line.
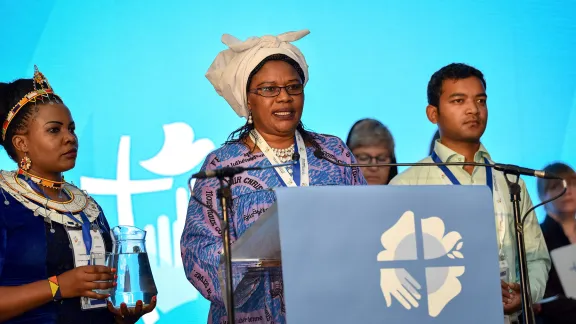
left=220, top=185, right=504, bottom=323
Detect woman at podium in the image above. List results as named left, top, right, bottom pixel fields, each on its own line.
left=181, top=30, right=366, bottom=324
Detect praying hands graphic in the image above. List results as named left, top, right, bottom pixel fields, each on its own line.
left=379, top=268, right=422, bottom=309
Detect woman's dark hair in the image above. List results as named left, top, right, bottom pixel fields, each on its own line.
left=226, top=54, right=319, bottom=150
left=346, top=118, right=398, bottom=183
left=0, top=79, right=61, bottom=162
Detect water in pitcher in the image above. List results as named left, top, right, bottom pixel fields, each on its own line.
left=108, top=252, right=157, bottom=307
left=109, top=226, right=158, bottom=308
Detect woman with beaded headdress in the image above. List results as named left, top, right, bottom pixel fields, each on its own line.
left=180, top=30, right=366, bottom=324
left=0, top=67, right=156, bottom=323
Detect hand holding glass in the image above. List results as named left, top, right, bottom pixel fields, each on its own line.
left=90, top=252, right=116, bottom=295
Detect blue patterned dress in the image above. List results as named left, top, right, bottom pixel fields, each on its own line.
left=181, top=133, right=366, bottom=324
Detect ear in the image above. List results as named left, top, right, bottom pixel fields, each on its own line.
left=12, top=135, right=29, bottom=154
left=246, top=92, right=254, bottom=110
left=426, top=105, right=439, bottom=124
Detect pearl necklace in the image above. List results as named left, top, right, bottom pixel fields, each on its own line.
left=271, top=144, right=294, bottom=155
left=271, top=144, right=295, bottom=173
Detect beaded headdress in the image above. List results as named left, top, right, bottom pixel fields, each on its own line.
left=2, top=65, right=62, bottom=141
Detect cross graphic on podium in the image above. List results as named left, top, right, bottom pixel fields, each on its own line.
left=377, top=212, right=465, bottom=317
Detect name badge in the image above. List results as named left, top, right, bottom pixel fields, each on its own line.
left=66, top=226, right=107, bottom=310
left=499, top=259, right=509, bottom=282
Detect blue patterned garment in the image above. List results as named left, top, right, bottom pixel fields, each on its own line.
left=181, top=133, right=366, bottom=324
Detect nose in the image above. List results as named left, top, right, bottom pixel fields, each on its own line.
left=467, top=99, right=480, bottom=115
left=275, top=87, right=293, bottom=103
left=64, top=129, right=77, bottom=145
left=367, top=165, right=380, bottom=172
left=566, top=183, right=575, bottom=196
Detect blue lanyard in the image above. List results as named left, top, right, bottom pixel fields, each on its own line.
left=292, top=138, right=301, bottom=186
left=431, top=152, right=493, bottom=194
left=65, top=211, right=93, bottom=259
left=274, top=137, right=301, bottom=187
left=19, top=175, right=93, bottom=257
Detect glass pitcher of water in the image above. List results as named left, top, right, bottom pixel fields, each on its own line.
left=108, top=225, right=158, bottom=308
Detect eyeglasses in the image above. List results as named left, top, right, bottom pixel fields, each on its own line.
left=355, top=154, right=392, bottom=164
left=248, top=84, right=304, bottom=97
left=548, top=178, right=576, bottom=191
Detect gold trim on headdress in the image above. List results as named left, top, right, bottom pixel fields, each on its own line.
left=2, top=65, right=62, bottom=141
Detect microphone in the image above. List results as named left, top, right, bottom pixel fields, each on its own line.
left=492, top=164, right=561, bottom=180
left=313, top=149, right=561, bottom=180
left=192, top=167, right=247, bottom=179
left=192, top=154, right=300, bottom=179
left=312, top=149, right=324, bottom=160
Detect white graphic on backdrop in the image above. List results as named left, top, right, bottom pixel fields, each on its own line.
left=81, top=136, right=173, bottom=226
left=377, top=211, right=465, bottom=317
left=80, top=123, right=215, bottom=323
left=140, top=122, right=215, bottom=176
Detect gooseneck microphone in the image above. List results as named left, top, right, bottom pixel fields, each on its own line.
left=313, top=149, right=562, bottom=180
left=191, top=152, right=300, bottom=179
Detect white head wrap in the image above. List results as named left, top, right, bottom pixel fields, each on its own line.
left=205, top=29, right=310, bottom=118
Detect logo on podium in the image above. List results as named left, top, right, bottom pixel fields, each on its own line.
left=377, top=211, right=465, bottom=317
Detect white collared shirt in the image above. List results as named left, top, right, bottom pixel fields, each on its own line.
left=390, top=140, right=551, bottom=302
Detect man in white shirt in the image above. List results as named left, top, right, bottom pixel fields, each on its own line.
left=390, top=63, right=550, bottom=322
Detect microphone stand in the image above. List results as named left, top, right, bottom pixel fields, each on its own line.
left=191, top=161, right=296, bottom=324
left=502, top=171, right=535, bottom=324
left=216, top=174, right=235, bottom=324
left=489, top=164, right=563, bottom=324
left=314, top=149, right=563, bottom=324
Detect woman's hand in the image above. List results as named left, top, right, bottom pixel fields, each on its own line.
left=57, top=265, right=116, bottom=299
left=108, top=297, right=157, bottom=324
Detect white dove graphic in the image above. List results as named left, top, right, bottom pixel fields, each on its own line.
left=139, top=122, right=215, bottom=176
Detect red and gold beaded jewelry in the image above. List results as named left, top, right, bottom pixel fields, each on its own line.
left=2, top=65, right=63, bottom=141
left=17, top=169, right=65, bottom=189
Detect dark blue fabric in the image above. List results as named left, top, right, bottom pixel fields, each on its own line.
left=0, top=191, right=55, bottom=323
left=292, top=137, right=301, bottom=186
left=0, top=190, right=115, bottom=323
left=18, top=176, right=93, bottom=260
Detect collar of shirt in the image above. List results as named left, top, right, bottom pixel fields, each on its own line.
left=432, top=139, right=492, bottom=164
